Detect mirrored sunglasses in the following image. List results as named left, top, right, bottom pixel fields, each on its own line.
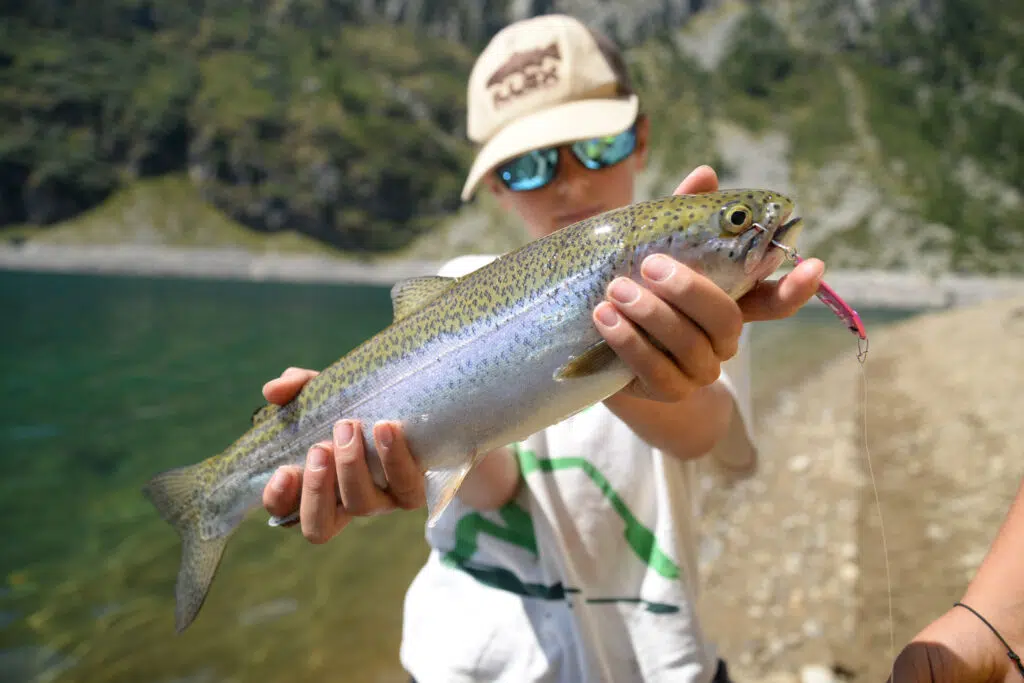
left=496, top=125, right=638, bottom=192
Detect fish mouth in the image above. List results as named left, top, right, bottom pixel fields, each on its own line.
left=742, top=212, right=804, bottom=277
left=768, top=216, right=803, bottom=252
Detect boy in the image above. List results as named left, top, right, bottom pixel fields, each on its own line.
left=262, top=14, right=824, bottom=682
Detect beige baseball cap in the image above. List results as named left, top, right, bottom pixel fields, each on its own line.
left=460, top=14, right=640, bottom=201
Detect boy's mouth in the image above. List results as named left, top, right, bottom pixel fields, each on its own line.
left=557, top=206, right=604, bottom=227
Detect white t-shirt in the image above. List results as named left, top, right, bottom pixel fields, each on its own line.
left=399, top=255, right=757, bottom=683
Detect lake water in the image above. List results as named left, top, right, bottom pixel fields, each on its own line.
left=0, top=270, right=925, bottom=683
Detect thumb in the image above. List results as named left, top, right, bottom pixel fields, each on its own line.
left=673, top=165, right=719, bottom=196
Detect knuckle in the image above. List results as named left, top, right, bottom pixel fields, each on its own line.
left=621, top=324, right=652, bottom=356
left=346, top=498, right=373, bottom=516
left=303, top=471, right=328, bottom=493
left=644, top=364, right=682, bottom=401
left=692, top=346, right=722, bottom=383
left=720, top=337, right=740, bottom=361
left=667, top=267, right=697, bottom=299
left=303, top=527, right=328, bottom=545
left=723, top=313, right=744, bottom=347
left=391, top=483, right=425, bottom=509
left=697, top=362, right=722, bottom=387
left=663, top=376, right=690, bottom=402
left=397, top=496, right=422, bottom=511
left=626, top=290, right=657, bottom=318
left=303, top=459, right=334, bottom=493
left=263, top=491, right=288, bottom=515
left=335, top=444, right=362, bottom=468
left=600, top=319, right=635, bottom=352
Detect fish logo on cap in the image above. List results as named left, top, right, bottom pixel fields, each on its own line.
left=485, top=41, right=562, bottom=108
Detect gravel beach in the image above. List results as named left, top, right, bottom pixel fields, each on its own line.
left=696, top=295, right=1024, bottom=683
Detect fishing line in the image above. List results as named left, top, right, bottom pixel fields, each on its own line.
left=858, top=348, right=896, bottom=680
left=765, top=230, right=895, bottom=678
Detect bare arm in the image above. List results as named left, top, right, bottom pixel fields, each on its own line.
left=455, top=446, right=522, bottom=510
left=959, top=479, right=1024, bottom=646
left=889, top=479, right=1024, bottom=682
left=603, top=380, right=734, bottom=461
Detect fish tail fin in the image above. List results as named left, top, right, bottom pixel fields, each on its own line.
left=142, top=462, right=233, bottom=634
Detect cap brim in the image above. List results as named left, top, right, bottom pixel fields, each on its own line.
left=461, top=94, right=639, bottom=201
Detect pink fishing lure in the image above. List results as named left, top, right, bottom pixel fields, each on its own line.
left=767, top=237, right=869, bottom=361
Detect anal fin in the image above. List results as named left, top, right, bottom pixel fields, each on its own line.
left=424, top=451, right=479, bottom=528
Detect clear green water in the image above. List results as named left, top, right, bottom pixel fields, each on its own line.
left=0, top=270, right=925, bottom=683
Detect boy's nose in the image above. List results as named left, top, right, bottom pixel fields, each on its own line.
left=552, top=147, right=591, bottom=197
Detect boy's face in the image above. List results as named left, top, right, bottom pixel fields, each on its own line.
left=483, top=116, right=650, bottom=240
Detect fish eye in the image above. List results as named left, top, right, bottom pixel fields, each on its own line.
left=723, top=204, right=753, bottom=233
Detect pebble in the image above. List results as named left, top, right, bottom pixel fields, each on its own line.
left=765, top=638, right=787, bottom=658
left=802, top=619, right=824, bottom=638
left=800, top=665, right=837, bottom=683
left=788, top=455, right=812, bottom=472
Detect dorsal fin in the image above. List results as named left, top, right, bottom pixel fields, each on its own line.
left=389, top=275, right=457, bottom=321
left=251, top=404, right=278, bottom=426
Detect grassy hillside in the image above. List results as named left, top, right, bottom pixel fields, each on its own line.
left=2, top=0, right=1022, bottom=273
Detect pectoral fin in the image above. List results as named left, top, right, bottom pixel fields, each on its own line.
left=554, top=340, right=618, bottom=381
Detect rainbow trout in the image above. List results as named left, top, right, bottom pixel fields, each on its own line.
left=143, top=189, right=803, bottom=632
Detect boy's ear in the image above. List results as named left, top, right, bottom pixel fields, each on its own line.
left=483, top=174, right=514, bottom=210
left=633, top=114, right=650, bottom=170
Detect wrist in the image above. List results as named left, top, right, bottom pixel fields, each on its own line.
left=953, top=595, right=1024, bottom=679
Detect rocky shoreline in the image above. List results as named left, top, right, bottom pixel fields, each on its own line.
left=2, top=242, right=1023, bottom=310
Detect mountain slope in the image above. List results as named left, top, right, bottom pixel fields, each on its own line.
left=2, top=0, right=1021, bottom=273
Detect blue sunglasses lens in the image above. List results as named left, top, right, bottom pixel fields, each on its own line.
left=498, top=148, right=559, bottom=192
left=496, top=125, right=637, bottom=192
left=572, top=127, right=637, bottom=170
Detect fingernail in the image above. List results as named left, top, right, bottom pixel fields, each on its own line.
left=334, top=420, right=354, bottom=448
left=609, top=278, right=639, bottom=304
left=308, top=446, right=329, bottom=471
left=376, top=423, right=394, bottom=450
left=642, top=255, right=674, bottom=282
left=270, top=470, right=287, bottom=492
left=595, top=303, right=619, bottom=327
